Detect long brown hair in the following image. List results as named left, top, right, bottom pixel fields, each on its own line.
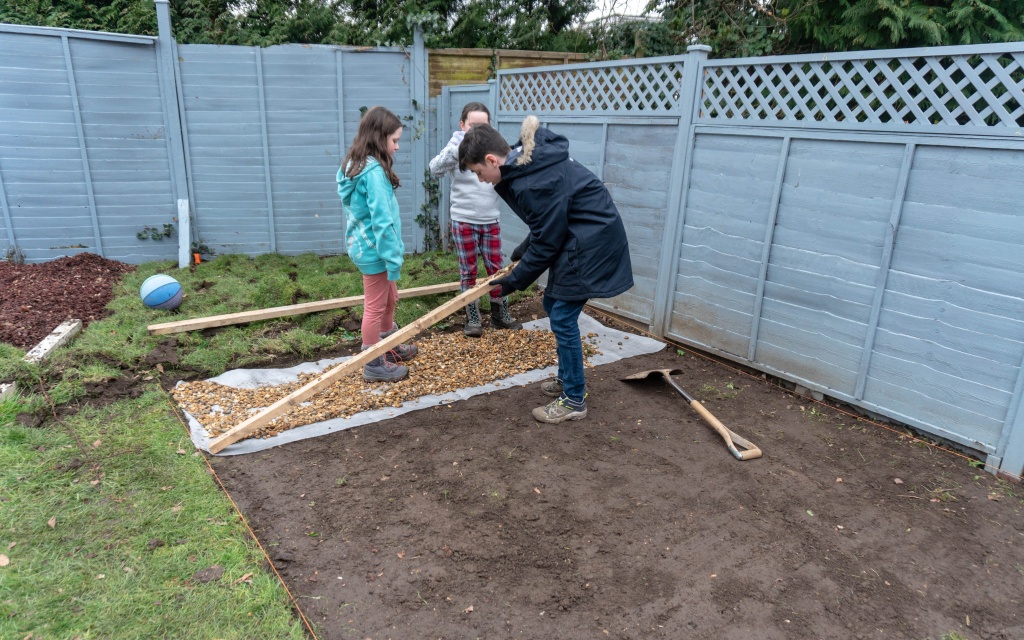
left=341, top=106, right=402, bottom=188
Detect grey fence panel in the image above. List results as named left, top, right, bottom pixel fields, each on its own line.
left=176, top=43, right=423, bottom=258
left=598, top=123, right=677, bottom=322
left=865, top=144, right=1024, bottom=452
left=0, top=25, right=178, bottom=264
left=71, top=36, right=178, bottom=263
left=177, top=45, right=271, bottom=256
left=668, top=132, right=784, bottom=357
left=756, top=138, right=906, bottom=395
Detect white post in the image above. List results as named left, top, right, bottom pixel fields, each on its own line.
left=154, top=0, right=192, bottom=268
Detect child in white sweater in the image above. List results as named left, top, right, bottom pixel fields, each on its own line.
left=429, top=102, right=521, bottom=336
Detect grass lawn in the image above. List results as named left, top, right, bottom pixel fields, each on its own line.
left=0, top=251, right=506, bottom=638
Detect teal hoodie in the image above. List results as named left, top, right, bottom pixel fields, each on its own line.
left=337, top=158, right=404, bottom=280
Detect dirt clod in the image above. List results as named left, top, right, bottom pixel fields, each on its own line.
left=191, top=565, right=224, bottom=584
left=15, top=412, right=44, bottom=428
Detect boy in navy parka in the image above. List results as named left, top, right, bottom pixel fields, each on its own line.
left=458, top=116, right=634, bottom=423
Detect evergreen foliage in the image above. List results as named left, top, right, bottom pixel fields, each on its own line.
left=0, top=0, right=1021, bottom=55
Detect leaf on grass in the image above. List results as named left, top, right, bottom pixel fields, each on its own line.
left=0, top=554, right=9, bottom=567
left=156, top=363, right=164, bottom=373
left=47, top=517, right=56, bottom=529
left=92, top=440, right=101, bottom=448
left=96, top=574, right=105, bottom=579
left=171, top=504, right=183, bottom=512
left=176, top=448, right=187, bottom=455
left=7, top=542, right=14, bottom=550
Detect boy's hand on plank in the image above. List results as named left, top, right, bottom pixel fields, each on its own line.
left=489, top=275, right=515, bottom=298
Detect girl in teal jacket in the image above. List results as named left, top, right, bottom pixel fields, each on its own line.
left=337, top=106, right=417, bottom=382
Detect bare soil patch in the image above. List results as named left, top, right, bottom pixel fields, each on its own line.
left=211, top=303, right=1023, bottom=640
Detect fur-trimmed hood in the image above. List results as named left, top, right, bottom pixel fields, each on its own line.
left=499, top=116, right=569, bottom=181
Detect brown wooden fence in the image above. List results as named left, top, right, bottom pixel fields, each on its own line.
left=428, top=48, right=588, bottom=97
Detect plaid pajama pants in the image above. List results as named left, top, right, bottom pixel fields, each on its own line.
left=452, top=221, right=504, bottom=301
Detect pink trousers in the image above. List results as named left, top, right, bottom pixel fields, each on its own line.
left=361, top=272, right=397, bottom=347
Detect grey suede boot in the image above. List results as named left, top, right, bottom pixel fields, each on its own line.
left=490, top=297, right=522, bottom=330
left=464, top=301, right=483, bottom=337
left=363, top=355, right=408, bottom=382
left=380, top=326, right=418, bottom=363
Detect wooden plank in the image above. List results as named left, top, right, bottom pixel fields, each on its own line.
left=207, top=265, right=513, bottom=453
left=24, top=319, right=82, bottom=363
left=148, top=280, right=463, bottom=335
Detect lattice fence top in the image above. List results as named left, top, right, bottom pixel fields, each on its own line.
left=500, top=59, right=686, bottom=115
left=701, top=50, right=1024, bottom=132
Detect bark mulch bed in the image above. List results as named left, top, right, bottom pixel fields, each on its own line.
left=0, top=252, right=135, bottom=349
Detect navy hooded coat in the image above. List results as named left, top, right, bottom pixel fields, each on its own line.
left=495, top=126, right=634, bottom=302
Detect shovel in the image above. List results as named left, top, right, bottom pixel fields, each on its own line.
left=621, top=368, right=762, bottom=461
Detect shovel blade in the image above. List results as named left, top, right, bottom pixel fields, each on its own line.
left=620, top=368, right=684, bottom=381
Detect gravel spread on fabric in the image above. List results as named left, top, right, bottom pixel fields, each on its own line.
left=172, top=329, right=600, bottom=441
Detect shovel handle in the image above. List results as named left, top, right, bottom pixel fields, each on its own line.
left=689, top=399, right=763, bottom=461
left=647, top=371, right=762, bottom=461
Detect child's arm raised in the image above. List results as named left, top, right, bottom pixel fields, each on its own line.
left=428, top=130, right=464, bottom=177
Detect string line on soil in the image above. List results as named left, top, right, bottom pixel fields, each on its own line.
left=161, top=388, right=321, bottom=640
left=582, top=304, right=1022, bottom=482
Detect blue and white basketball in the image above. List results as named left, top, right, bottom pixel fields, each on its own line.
left=140, top=274, right=183, bottom=310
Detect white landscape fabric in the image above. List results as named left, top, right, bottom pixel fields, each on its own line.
left=181, top=313, right=664, bottom=455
